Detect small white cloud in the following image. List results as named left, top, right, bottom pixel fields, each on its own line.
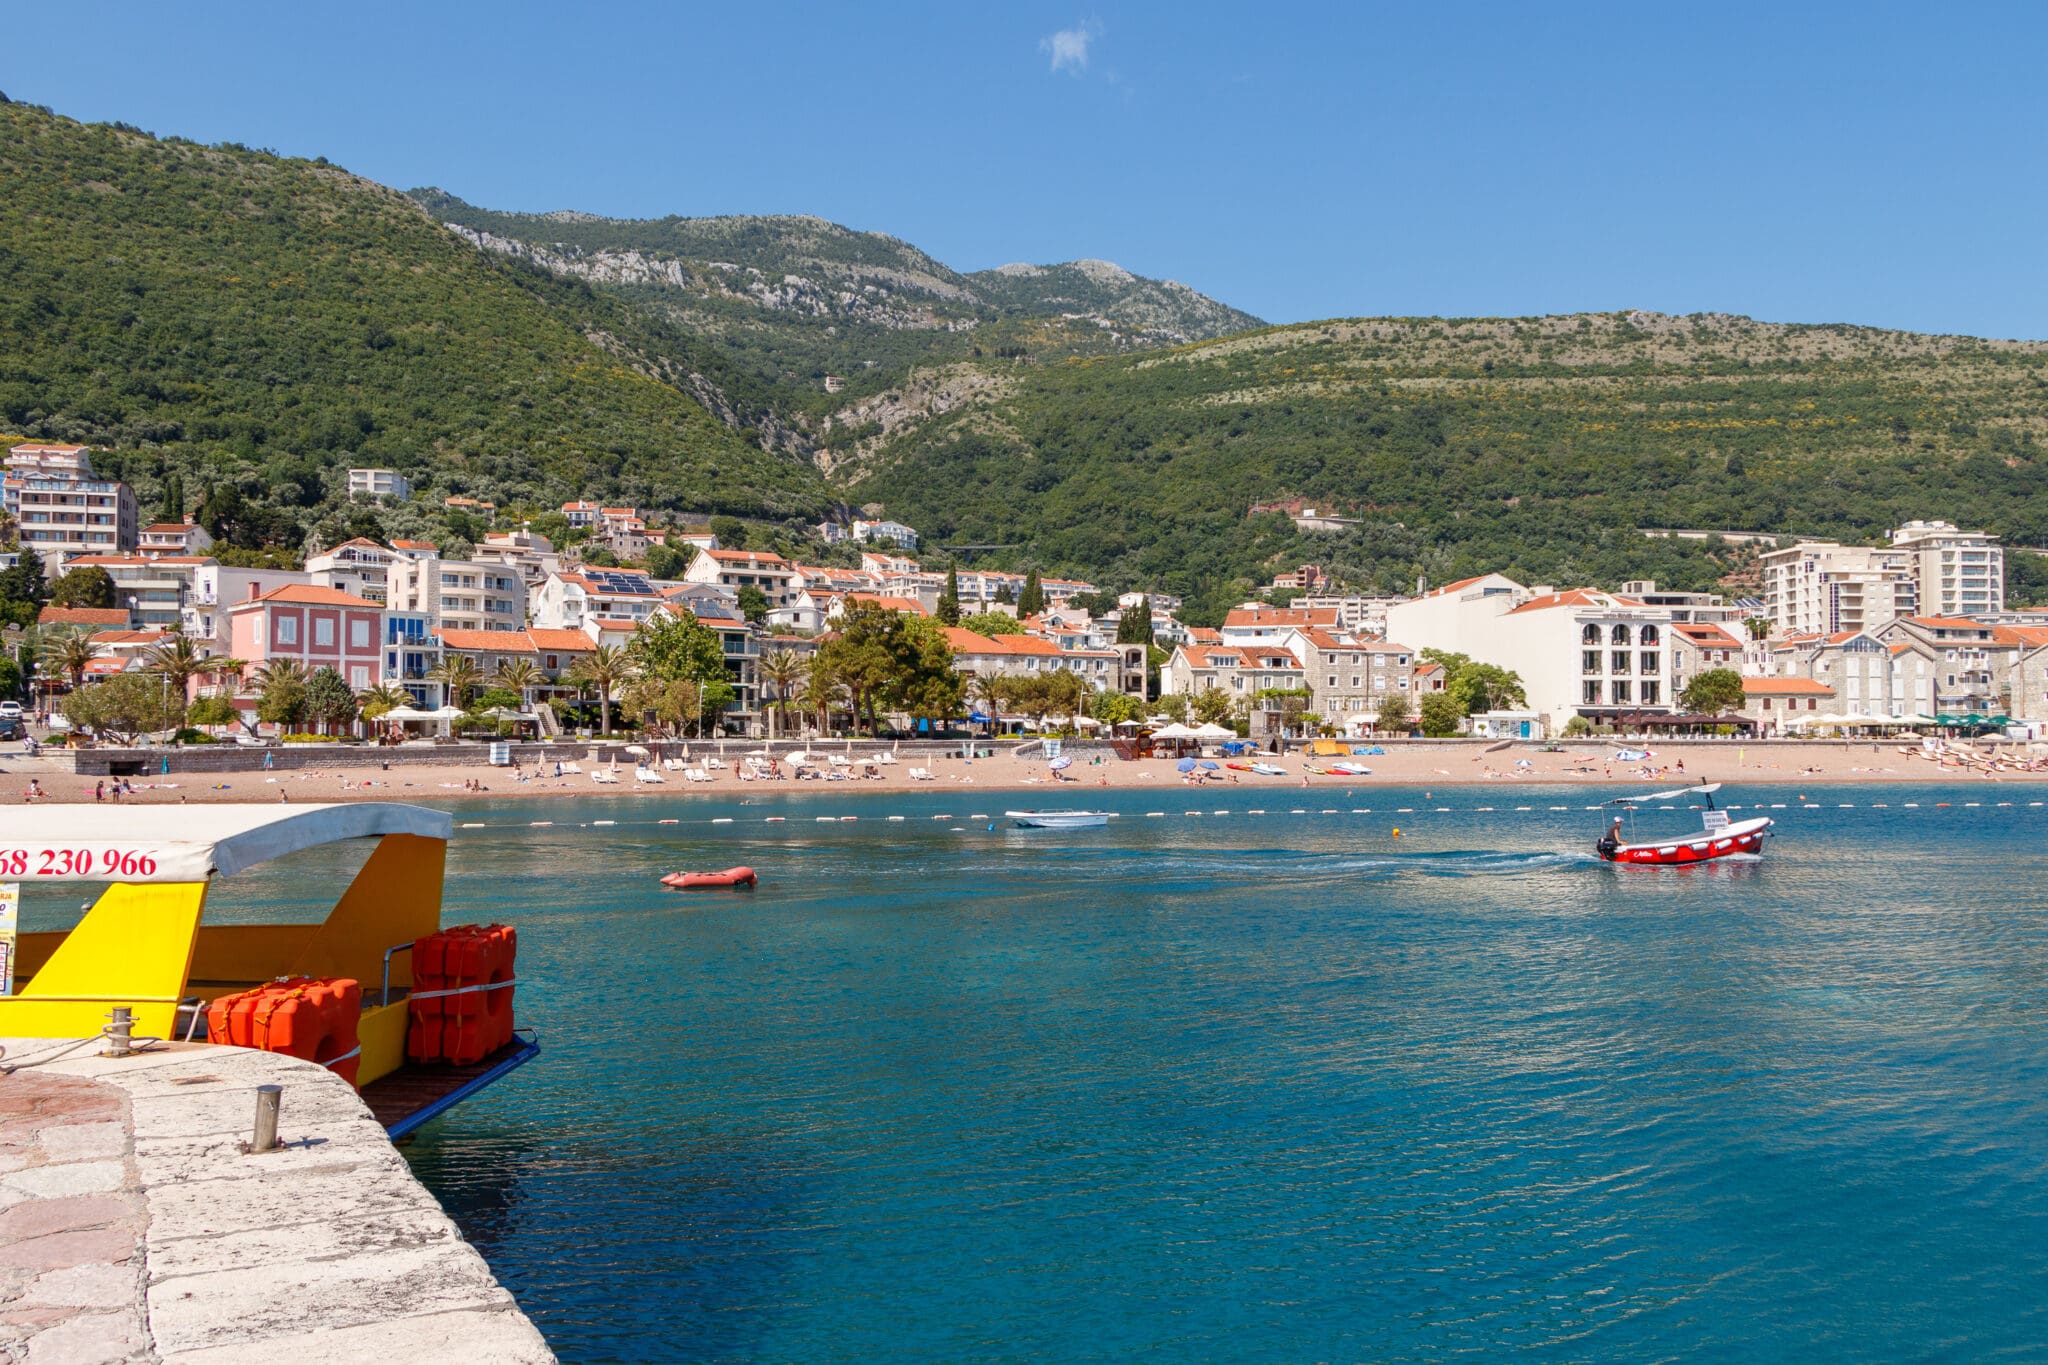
left=1041, top=20, right=1100, bottom=75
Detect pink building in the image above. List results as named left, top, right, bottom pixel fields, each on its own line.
left=227, top=584, right=385, bottom=695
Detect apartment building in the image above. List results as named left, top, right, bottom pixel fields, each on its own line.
left=1219, top=605, right=1344, bottom=644
left=183, top=565, right=312, bottom=651
left=346, top=468, right=410, bottom=501
left=1281, top=629, right=1416, bottom=726
left=226, top=584, right=385, bottom=697
left=386, top=542, right=524, bottom=632
left=685, top=548, right=803, bottom=613
left=305, top=538, right=394, bottom=604
left=1669, top=622, right=1746, bottom=699
left=59, top=554, right=207, bottom=633
left=1768, top=631, right=1916, bottom=718
left=1873, top=616, right=2018, bottom=714
left=1890, top=520, right=2004, bottom=619
left=1739, top=677, right=1838, bottom=734
left=1160, top=642, right=1309, bottom=699
left=850, top=518, right=919, bottom=550
left=531, top=567, right=662, bottom=629
left=6, top=450, right=138, bottom=569
left=1759, top=541, right=1916, bottom=637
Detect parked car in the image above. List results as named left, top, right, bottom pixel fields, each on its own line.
left=0, top=700, right=23, bottom=720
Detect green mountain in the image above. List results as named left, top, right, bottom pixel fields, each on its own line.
left=0, top=101, right=830, bottom=550
left=840, top=313, right=2048, bottom=615
left=405, top=190, right=1263, bottom=431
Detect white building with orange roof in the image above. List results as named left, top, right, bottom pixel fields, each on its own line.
left=138, top=521, right=213, bottom=558
left=306, top=537, right=395, bottom=604
left=1220, top=604, right=1344, bottom=644
left=1160, top=641, right=1308, bottom=701
left=531, top=567, right=662, bottom=630
left=1873, top=616, right=2018, bottom=715
left=560, top=500, right=601, bottom=529
left=52, top=554, right=207, bottom=633
left=686, top=547, right=803, bottom=614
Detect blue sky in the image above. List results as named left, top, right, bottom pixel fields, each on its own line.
left=9, top=3, right=2047, bottom=337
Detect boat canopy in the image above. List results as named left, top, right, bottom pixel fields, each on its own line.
left=1, top=802, right=452, bottom=883
left=1607, top=782, right=1722, bottom=805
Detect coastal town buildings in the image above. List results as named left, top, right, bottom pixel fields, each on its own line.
left=305, top=538, right=394, bottom=604
left=138, top=521, right=213, bottom=559
left=1889, top=520, right=2004, bottom=619
left=1759, top=541, right=1916, bottom=638
left=531, top=567, right=662, bottom=630
left=386, top=543, right=524, bottom=633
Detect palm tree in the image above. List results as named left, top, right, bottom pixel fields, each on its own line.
left=356, top=681, right=410, bottom=722
left=757, top=648, right=809, bottom=739
left=970, top=673, right=1006, bottom=737
left=145, top=635, right=242, bottom=706
left=566, top=645, right=633, bottom=735
left=800, top=663, right=841, bottom=737
left=250, top=657, right=308, bottom=691
left=428, top=655, right=484, bottom=710
left=38, top=627, right=99, bottom=693
left=494, top=658, right=541, bottom=708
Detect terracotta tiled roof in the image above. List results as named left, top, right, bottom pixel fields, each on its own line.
left=703, top=548, right=792, bottom=566
left=1223, top=606, right=1341, bottom=628
left=1674, top=623, right=1744, bottom=648
left=1505, top=589, right=1643, bottom=615
left=1742, top=676, right=1836, bottom=695
left=234, top=585, right=380, bottom=609
left=37, top=606, right=130, bottom=627
left=1902, top=615, right=1992, bottom=632
left=525, top=628, right=596, bottom=652
left=844, top=593, right=927, bottom=615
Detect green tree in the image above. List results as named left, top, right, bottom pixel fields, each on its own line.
left=256, top=660, right=309, bottom=729
left=0, top=547, right=48, bottom=624
left=937, top=568, right=961, bottom=626
left=1374, top=689, right=1411, bottom=734
left=629, top=610, right=730, bottom=689
left=187, top=692, right=238, bottom=731
left=1679, top=667, right=1748, bottom=715
left=709, top=515, right=748, bottom=549
left=63, top=672, right=175, bottom=743
left=0, top=655, right=22, bottom=701
left=49, top=566, right=116, bottom=610
left=1090, top=690, right=1144, bottom=725
left=1419, top=691, right=1464, bottom=737
left=1191, top=686, right=1236, bottom=727
left=815, top=602, right=908, bottom=733
left=304, top=666, right=358, bottom=733
left=736, top=585, right=770, bottom=623
left=1115, top=596, right=1153, bottom=645
left=970, top=672, right=1006, bottom=734
left=643, top=541, right=689, bottom=580
left=958, top=610, right=1021, bottom=637
left=1017, top=569, right=1045, bottom=616
left=144, top=634, right=237, bottom=703
left=1419, top=649, right=1526, bottom=715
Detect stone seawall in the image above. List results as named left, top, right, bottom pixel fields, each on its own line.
left=0, top=1039, right=553, bottom=1362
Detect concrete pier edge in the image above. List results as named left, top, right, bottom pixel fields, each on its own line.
left=0, top=1037, right=553, bottom=1363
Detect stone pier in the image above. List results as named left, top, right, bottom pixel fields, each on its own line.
left=0, top=1039, right=551, bottom=1363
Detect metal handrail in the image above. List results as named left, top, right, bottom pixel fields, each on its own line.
left=380, top=941, right=415, bottom=1007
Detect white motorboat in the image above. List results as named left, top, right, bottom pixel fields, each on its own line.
left=1006, top=809, right=1112, bottom=829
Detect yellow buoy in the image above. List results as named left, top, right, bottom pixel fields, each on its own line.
left=1392, top=827, right=1402, bottom=838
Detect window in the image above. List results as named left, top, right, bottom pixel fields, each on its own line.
left=1583, top=624, right=1600, bottom=645
left=313, top=616, right=335, bottom=647
left=350, top=665, right=369, bottom=689
left=1351, top=676, right=1361, bottom=688
left=1640, top=625, right=1660, bottom=646
left=1611, top=651, right=1631, bottom=674
left=1327, top=675, right=1338, bottom=687
left=1611, top=624, right=1631, bottom=645
left=1639, top=652, right=1659, bottom=674
left=276, top=615, right=297, bottom=646
left=1583, top=650, right=1600, bottom=674
left=1641, top=681, right=1660, bottom=705
left=1583, top=680, right=1602, bottom=705
left=1613, top=680, right=1632, bottom=704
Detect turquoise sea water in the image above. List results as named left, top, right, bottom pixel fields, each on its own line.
left=266, top=786, right=2048, bottom=1359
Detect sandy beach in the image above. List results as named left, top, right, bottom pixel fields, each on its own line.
left=8, top=739, right=2043, bottom=806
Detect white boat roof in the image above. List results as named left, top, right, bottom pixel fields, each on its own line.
left=1609, top=782, right=1722, bottom=804
left=2, top=802, right=452, bottom=883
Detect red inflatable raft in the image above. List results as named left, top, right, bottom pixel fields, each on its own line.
left=661, top=866, right=758, bottom=890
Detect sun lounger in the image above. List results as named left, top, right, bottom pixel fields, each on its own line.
left=685, top=767, right=713, bottom=783
left=591, top=770, right=620, bottom=784
left=908, top=767, right=935, bottom=781
left=635, top=766, right=666, bottom=783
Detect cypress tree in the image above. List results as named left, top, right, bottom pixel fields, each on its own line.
left=1019, top=568, right=1045, bottom=616
left=937, top=567, right=961, bottom=625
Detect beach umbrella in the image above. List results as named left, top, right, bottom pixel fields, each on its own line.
left=1152, top=722, right=1196, bottom=739
left=1199, top=760, right=1220, bottom=770
left=625, top=744, right=650, bottom=757
left=1049, top=755, right=1074, bottom=771
left=1176, top=757, right=1197, bottom=773
left=383, top=705, right=431, bottom=721
left=1191, top=722, right=1236, bottom=740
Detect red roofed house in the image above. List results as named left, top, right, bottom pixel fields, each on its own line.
left=1874, top=616, right=2016, bottom=714
left=1220, top=605, right=1342, bottom=643
left=1671, top=622, right=1746, bottom=700
left=1279, top=627, right=1416, bottom=729
left=1161, top=642, right=1307, bottom=701
left=38, top=605, right=133, bottom=630
left=138, top=521, right=214, bottom=559
left=227, top=584, right=385, bottom=705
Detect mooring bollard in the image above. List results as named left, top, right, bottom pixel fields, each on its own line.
left=103, top=1005, right=135, bottom=1058
left=251, top=1084, right=282, bottom=1153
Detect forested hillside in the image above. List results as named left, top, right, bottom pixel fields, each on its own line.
left=844, top=313, right=2048, bottom=615
left=0, top=102, right=829, bottom=551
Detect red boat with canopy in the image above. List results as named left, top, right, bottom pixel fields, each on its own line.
left=1594, top=782, right=1773, bottom=865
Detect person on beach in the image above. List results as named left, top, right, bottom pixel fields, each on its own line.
left=94, top=780, right=104, bottom=803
